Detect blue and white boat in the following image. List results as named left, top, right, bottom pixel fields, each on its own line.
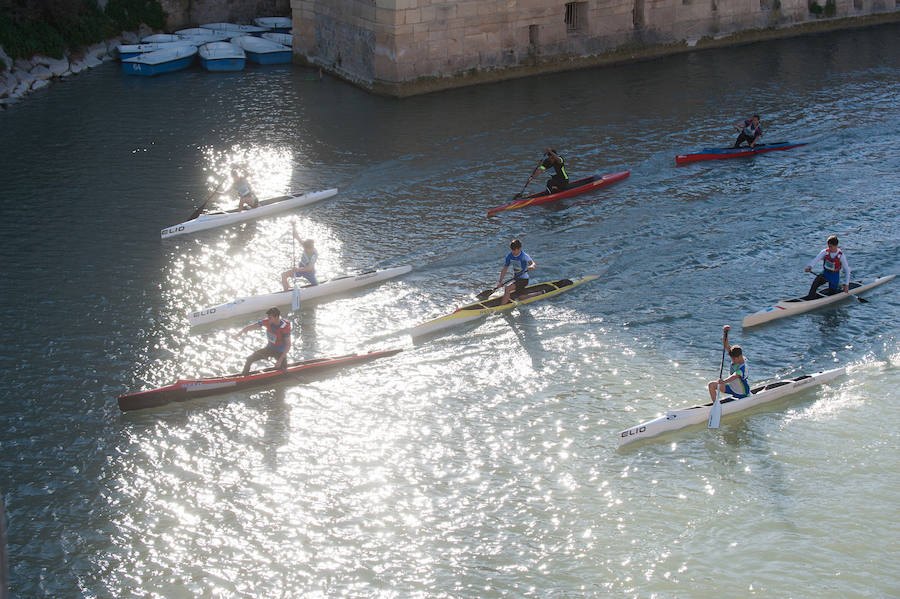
left=200, top=22, right=268, bottom=35
left=141, top=33, right=183, bottom=43
left=198, top=42, right=246, bottom=72
left=117, top=40, right=196, bottom=60
left=232, top=35, right=291, bottom=65
left=261, top=32, right=292, bottom=47
left=175, top=28, right=231, bottom=44
left=121, top=45, right=198, bottom=76
left=254, top=17, right=292, bottom=32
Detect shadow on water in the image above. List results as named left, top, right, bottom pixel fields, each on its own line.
left=262, top=388, right=291, bottom=472
left=501, top=309, right=546, bottom=370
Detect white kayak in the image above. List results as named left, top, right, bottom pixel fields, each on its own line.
left=617, top=367, right=846, bottom=448
left=161, top=188, right=337, bottom=239
left=188, top=265, right=413, bottom=326
left=742, top=274, right=895, bottom=327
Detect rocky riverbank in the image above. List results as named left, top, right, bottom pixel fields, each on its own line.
left=0, top=25, right=156, bottom=109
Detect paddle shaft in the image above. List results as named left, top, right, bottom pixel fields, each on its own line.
left=512, top=161, right=544, bottom=200
left=477, top=271, right=528, bottom=301
left=189, top=179, right=226, bottom=221
left=708, top=331, right=727, bottom=429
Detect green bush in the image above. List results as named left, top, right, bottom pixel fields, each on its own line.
left=0, top=0, right=165, bottom=66
left=808, top=0, right=824, bottom=14
left=824, top=0, right=837, bottom=16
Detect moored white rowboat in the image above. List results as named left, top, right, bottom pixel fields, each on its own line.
left=617, top=367, right=846, bottom=448
left=189, top=265, right=413, bottom=326
left=161, top=188, right=337, bottom=239
left=742, top=275, right=895, bottom=327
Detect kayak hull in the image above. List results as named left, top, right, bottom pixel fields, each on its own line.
left=118, top=349, right=402, bottom=411
left=675, top=142, right=807, bottom=165
left=189, top=265, right=413, bottom=327
left=412, top=275, right=600, bottom=338
left=742, top=275, right=895, bottom=328
left=617, top=367, right=846, bottom=448
left=161, top=188, right=337, bottom=239
left=486, top=171, right=630, bottom=216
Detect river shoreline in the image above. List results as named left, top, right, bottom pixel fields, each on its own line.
left=0, top=25, right=154, bottom=109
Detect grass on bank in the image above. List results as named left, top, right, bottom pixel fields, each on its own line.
left=0, top=0, right=165, bottom=67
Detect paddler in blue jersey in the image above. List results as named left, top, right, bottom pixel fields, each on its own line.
left=499, top=238, right=536, bottom=305
left=707, top=325, right=750, bottom=402
left=235, top=307, right=291, bottom=375
left=733, top=114, right=762, bottom=148
left=538, top=148, right=568, bottom=193
left=281, top=223, right=318, bottom=291
left=804, top=235, right=851, bottom=299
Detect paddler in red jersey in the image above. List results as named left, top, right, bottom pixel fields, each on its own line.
left=235, top=307, right=291, bottom=375
left=804, top=235, right=851, bottom=299
left=538, top=148, right=568, bottom=193
left=733, top=114, right=762, bottom=148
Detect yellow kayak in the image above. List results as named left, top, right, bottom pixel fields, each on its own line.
left=412, top=275, right=600, bottom=338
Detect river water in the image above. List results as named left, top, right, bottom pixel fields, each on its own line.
left=1, top=24, right=898, bottom=598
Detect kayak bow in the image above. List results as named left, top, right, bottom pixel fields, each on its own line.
left=118, top=348, right=402, bottom=411
left=487, top=171, right=630, bottom=216
left=675, top=142, right=807, bottom=165
left=617, top=367, right=846, bottom=448
left=412, top=275, right=599, bottom=338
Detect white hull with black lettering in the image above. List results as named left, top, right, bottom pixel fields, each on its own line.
left=189, top=265, right=412, bottom=326
left=617, top=367, right=846, bottom=448
left=161, top=188, right=337, bottom=239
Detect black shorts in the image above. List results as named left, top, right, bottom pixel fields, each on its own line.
left=510, top=278, right=529, bottom=299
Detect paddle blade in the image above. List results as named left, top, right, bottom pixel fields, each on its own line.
left=476, top=288, right=495, bottom=301
left=708, top=395, right=722, bottom=429
left=292, top=284, right=301, bottom=312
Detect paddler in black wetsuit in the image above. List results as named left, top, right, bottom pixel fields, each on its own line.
left=538, top=148, right=568, bottom=193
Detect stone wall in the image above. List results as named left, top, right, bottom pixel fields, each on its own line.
left=158, top=0, right=290, bottom=30
left=290, top=0, right=900, bottom=96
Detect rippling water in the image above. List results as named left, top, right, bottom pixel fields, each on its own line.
left=2, top=25, right=899, bottom=598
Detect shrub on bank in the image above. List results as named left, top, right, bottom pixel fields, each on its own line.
left=0, top=0, right=165, bottom=66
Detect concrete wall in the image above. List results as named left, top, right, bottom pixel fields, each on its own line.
left=293, top=0, right=899, bottom=96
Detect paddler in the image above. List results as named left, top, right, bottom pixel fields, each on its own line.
left=538, top=148, right=568, bottom=193
left=229, top=167, right=259, bottom=210
left=733, top=114, right=762, bottom=148
left=499, top=238, right=536, bottom=305
left=235, top=307, right=291, bottom=375
left=707, top=325, right=750, bottom=402
left=281, top=223, right=318, bottom=291
left=804, top=235, right=850, bottom=299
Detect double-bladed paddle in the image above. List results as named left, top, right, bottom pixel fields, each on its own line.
left=708, top=329, right=727, bottom=429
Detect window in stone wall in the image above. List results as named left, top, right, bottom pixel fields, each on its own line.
left=529, top=24, right=540, bottom=45
left=565, top=2, right=588, bottom=32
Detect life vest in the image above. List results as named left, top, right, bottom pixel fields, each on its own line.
left=263, top=317, right=291, bottom=350
left=298, top=250, right=318, bottom=269
left=236, top=178, right=252, bottom=197
left=823, top=250, right=842, bottom=272
left=743, top=120, right=761, bottom=137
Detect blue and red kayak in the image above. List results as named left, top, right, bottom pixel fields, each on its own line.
left=675, top=142, right=807, bottom=165
left=487, top=170, right=630, bottom=216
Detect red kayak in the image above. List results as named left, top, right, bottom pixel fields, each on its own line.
left=118, top=349, right=402, bottom=411
left=487, top=170, right=630, bottom=216
left=675, top=141, right=807, bottom=165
